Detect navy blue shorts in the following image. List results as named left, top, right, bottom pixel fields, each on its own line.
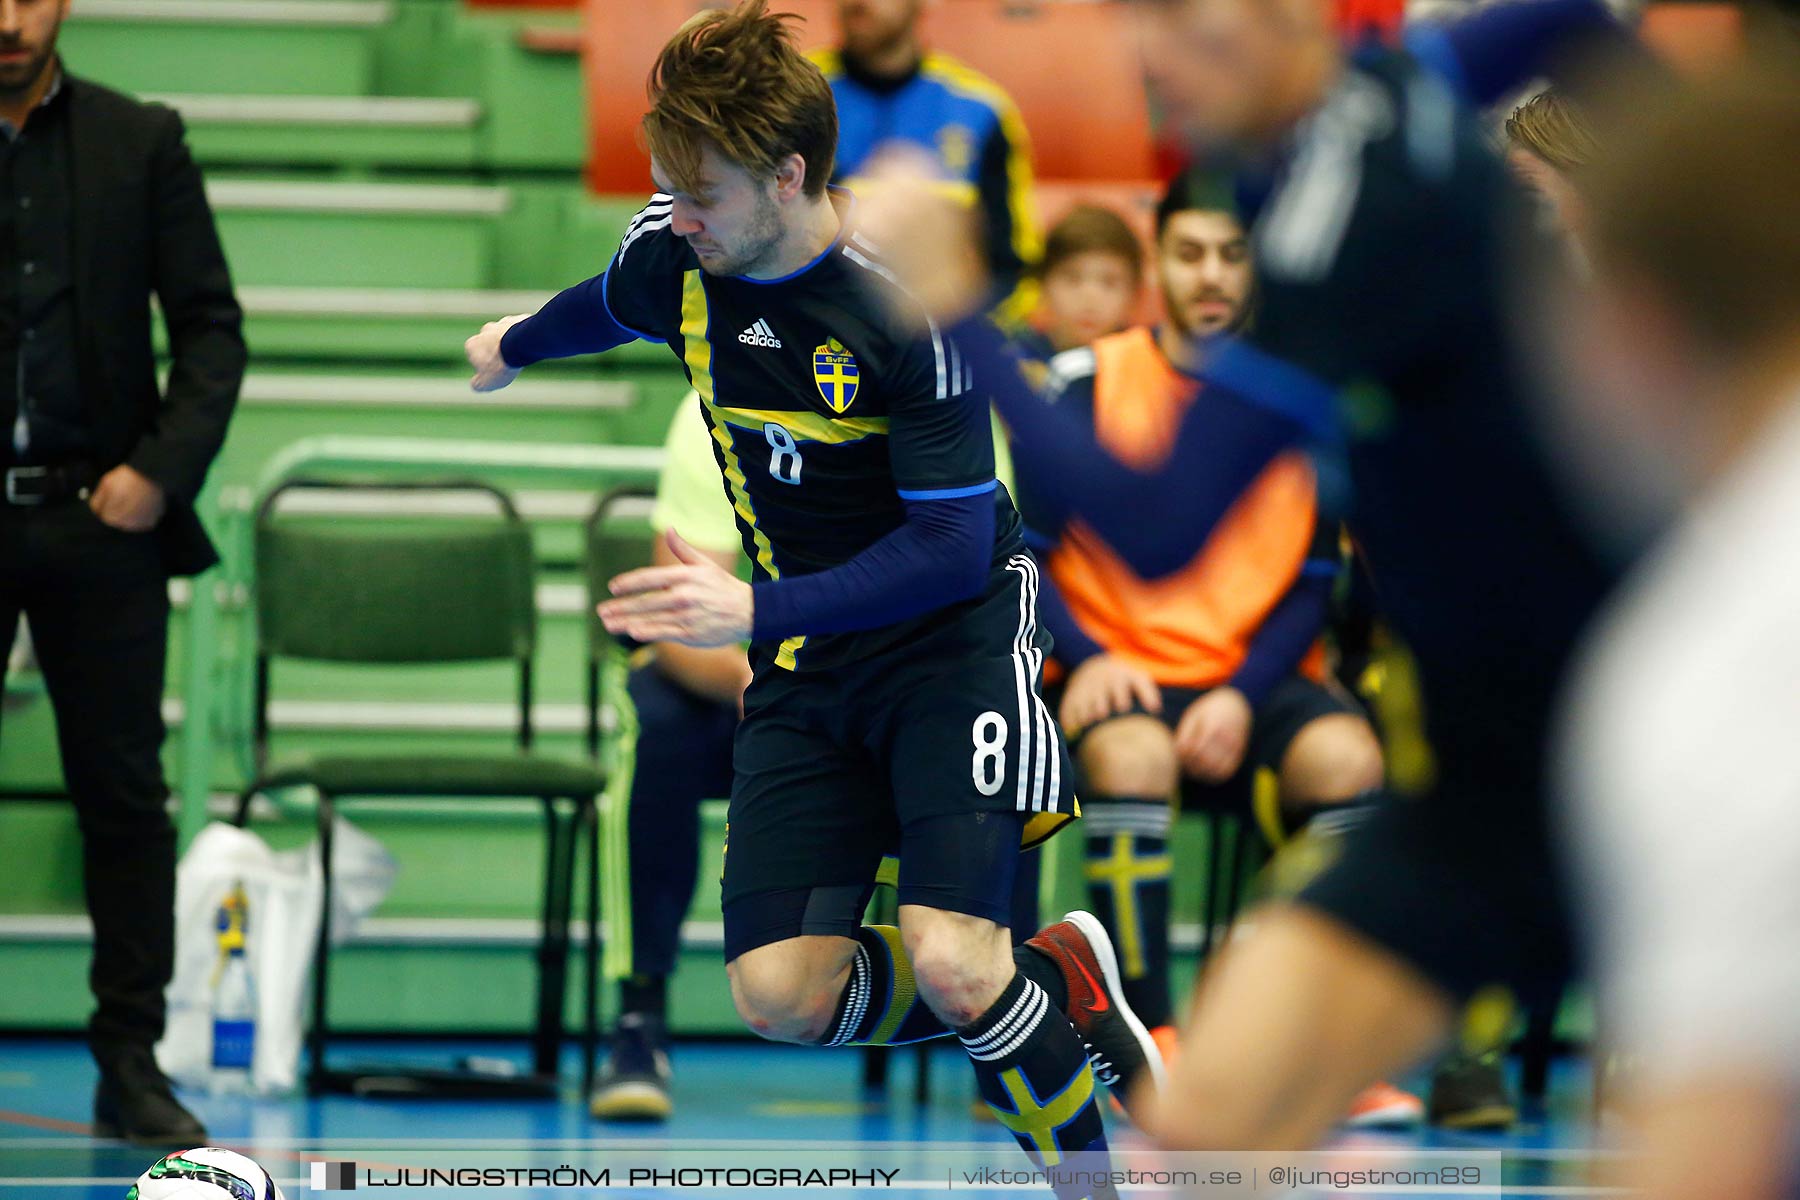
left=721, top=623, right=1077, bottom=962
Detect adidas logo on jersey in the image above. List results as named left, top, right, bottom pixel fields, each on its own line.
left=738, top=319, right=783, bottom=348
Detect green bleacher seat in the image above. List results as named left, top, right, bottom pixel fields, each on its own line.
left=149, top=94, right=482, bottom=168
left=204, top=367, right=685, bottom=507
left=153, top=283, right=679, bottom=383
left=237, top=368, right=635, bottom=413
left=256, top=752, right=605, bottom=799
left=63, top=0, right=393, bottom=96
left=207, top=180, right=510, bottom=289
left=230, top=285, right=549, bottom=360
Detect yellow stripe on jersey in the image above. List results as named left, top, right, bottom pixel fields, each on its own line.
left=681, top=270, right=805, bottom=670
left=711, top=406, right=889, bottom=446
left=919, top=52, right=1043, bottom=326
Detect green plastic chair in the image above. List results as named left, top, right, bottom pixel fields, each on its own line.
left=235, top=478, right=607, bottom=1099
left=583, top=486, right=659, bottom=758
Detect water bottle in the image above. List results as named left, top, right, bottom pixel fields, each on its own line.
left=209, top=883, right=255, bottom=1095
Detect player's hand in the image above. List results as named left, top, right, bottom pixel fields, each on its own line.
left=1058, top=654, right=1162, bottom=736
left=599, top=529, right=754, bottom=648
left=465, top=313, right=530, bottom=392
left=88, top=464, right=165, bottom=532
left=850, top=146, right=989, bottom=327
left=1174, top=686, right=1252, bottom=783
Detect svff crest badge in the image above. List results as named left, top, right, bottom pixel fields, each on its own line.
left=813, top=338, right=859, bottom=413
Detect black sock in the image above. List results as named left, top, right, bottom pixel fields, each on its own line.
left=1082, top=797, right=1173, bottom=1027
left=958, top=972, right=1114, bottom=1199
left=619, top=975, right=667, bottom=1021
left=1013, top=941, right=1070, bottom=1012
left=822, top=926, right=1086, bottom=1048
left=820, top=926, right=953, bottom=1046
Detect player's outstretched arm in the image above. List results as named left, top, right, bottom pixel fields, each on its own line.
left=1227, top=566, right=1337, bottom=709
left=854, top=152, right=1317, bottom=581
left=957, top=317, right=1311, bottom=579
left=465, top=271, right=640, bottom=392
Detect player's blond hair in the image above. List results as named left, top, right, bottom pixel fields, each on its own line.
left=1504, top=89, right=1598, bottom=174
left=642, top=0, right=838, bottom=198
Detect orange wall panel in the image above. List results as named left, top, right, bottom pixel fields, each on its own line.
left=583, top=0, right=1156, bottom=194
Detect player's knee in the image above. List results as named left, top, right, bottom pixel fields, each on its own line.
left=900, top=910, right=1014, bottom=1028
left=1280, top=715, right=1385, bottom=807
left=1079, top=716, right=1179, bottom=797
left=726, top=948, right=842, bottom=1044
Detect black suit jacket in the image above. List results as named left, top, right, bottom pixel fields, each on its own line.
left=66, top=74, right=245, bottom=576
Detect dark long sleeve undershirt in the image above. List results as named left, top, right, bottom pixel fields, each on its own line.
left=498, top=270, right=642, bottom=368
left=751, top=489, right=995, bottom=641
left=1025, top=469, right=1337, bottom=701
left=1229, top=565, right=1337, bottom=705
left=959, top=316, right=1317, bottom=579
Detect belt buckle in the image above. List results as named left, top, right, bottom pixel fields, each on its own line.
left=4, top=465, right=50, bottom=506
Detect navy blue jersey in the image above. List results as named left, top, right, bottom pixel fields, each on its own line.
left=603, top=189, right=1028, bottom=672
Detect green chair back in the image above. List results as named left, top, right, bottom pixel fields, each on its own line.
left=256, top=480, right=536, bottom=664
left=583, top=486, right=659, bottom=662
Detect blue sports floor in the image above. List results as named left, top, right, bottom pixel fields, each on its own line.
left=0, top=1038, right=1612, bottom=1197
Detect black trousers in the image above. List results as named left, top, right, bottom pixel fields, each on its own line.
left=623, top=664, right=738, bottom=980
left=0, top=499, right=174, bottom=1068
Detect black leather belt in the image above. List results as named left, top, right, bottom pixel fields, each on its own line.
left=2, top=462, right=98, bottom=507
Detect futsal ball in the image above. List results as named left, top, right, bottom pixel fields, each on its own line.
left=127, top=1147, right=284, bottom=1200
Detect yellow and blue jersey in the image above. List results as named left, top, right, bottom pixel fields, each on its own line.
left=810, top=48, right=1040, bottom=322
left=601, top=189, right=1028, bottom=675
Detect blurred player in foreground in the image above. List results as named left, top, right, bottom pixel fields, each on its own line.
left=466, top=3, right=1159, bottom=1191
left=857, top=0, right=1638, bottom=1152
left=1563, top=54, right=1800, bottom=1200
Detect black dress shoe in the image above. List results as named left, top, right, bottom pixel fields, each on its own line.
left=93, top=1047, right=207, bottom=1146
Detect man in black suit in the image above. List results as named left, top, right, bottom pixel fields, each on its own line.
left=0, top=0, right=244, bottom=1144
